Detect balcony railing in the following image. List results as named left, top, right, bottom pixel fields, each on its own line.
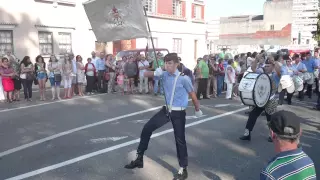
left=292, top=12, right=318, bottom=18
left=292, top=25, right=317, bottom=31
left=292, top=4, right=319, bottom=11
left=293, top=18, right=317, bottom=24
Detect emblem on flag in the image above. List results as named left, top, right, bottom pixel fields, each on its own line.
left=109, top=6, right=124, bottom=26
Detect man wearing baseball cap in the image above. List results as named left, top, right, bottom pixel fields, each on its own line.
left=260, top=111, right=316, bottom=180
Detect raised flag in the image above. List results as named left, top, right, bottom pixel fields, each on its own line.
left=83, top=0, right=149, bottom=42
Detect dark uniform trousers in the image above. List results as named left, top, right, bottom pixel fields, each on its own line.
left=316, top=92, right=320, bottom=110
left=197, top=78, right=208, bottom=98
left=137, top=106, right=188, bottom=168
left=279, top=89, right=293, bottom=105
left=245, top=107, right=271, bottom=131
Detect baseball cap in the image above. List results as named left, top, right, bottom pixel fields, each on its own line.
left=268, top=111, right=300, bottom=139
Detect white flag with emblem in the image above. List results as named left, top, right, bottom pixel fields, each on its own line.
left=83, top=0, right=149, bottom=42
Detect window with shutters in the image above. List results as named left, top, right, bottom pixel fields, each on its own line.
left=144, top=0, right=156, bottom=13
left=58, top=32, right=72, bottom=54
left=38, top=31, right=53, bottom=55
left=0, top=30, right=13, bottom=56
left=173, top=0, right=182, bottom=17
left=173, top=38, right=182, bottom=54
left=148, top=37, right=158, bottom=48
left=193, top=5, right=201, bottom=19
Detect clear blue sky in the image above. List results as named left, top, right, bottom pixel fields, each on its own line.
left=206, top=0, right=266, bottom=18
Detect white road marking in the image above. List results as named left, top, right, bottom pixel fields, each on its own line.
left=131, top=115, right=207, bottom=123
left=0, top=94, right=106, bottom=113
left=132, top=119, right=149, bottom=123
left=4, top=107, right=247, bottom=180
left=0, top=106, right=162, bottom=158
left=186, top=115, right=207, bottom=119
left=90, top=136, right=128, bottom=144
left=214, top=104, right=230, bottom=108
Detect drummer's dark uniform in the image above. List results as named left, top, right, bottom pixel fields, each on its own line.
left=137, top=69, right=194, bottom=167
left=241, top=70, right=280, bottom=139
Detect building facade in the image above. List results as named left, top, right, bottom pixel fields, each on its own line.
left=207, top=0, right=319, bottom=54
left=0, top=0, right=96, bottom=61
left=135, top=0, right=207, bottom=68
left=206, top=17, right=220, bottom=54
left=291, top=0, right=318, bottom=45
left=0, top=0, right=206, bottom=68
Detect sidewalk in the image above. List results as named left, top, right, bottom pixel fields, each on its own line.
left=31, top=81, right=59, bottom=91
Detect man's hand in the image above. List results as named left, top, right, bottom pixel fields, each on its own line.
left=195, top=109, right=203, bottom=117
left=154, top=67, right=163, bottom=77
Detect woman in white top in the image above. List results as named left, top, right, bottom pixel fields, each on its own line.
left=62, top=54, right=73, bottom=99
left=0, top=60, right=5, bottom=102
left=20, top=56, right=34, bottom=101
left=225, top=59, right=236, bottom=99
left=76, top=55, right=86, bottom=96
left=48, top=55, right=62, bottom=100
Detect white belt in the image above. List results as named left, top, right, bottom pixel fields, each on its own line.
left=168, top=106, right=186, bottom=111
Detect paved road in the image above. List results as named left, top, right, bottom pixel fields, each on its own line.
left=0, top=93, right=319, bottom=180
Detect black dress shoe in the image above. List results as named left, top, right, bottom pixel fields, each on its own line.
left=173, top=168, right=188, bottom=180
left=239, top=135, right=251, bottom=141
left=124, top=155, right=144, bottom=169
left=267, top=136, right=273, bottom=142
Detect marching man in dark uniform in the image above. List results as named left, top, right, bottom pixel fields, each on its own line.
left=124, top=53, right=202, bottom=180
left=239, top=55, right=281, bottom=142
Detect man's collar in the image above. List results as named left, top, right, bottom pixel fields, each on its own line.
left=169, top=69, right=180, bottom=76
left=275, top=148, right=302, bottom=159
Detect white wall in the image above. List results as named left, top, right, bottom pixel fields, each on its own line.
left=0, top=0, right=97, bottom=62
left=263, top=0, right=293, bottom=31
left=135, top=16, right=206, bottom=69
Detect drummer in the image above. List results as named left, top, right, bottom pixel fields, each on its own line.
left=303, top=52, right=318, bottom=99
left=278, top=55, right=295, bottom=105
left=291, top=54, right=307, bottom=100
left=244, top=56, right=265, bottom=115
left=239, top=55, right=281, bottom=142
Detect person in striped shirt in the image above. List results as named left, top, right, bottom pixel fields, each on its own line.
left=260, top=110, right=316, bottom=180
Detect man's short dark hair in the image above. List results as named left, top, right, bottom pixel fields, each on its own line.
left=293, top=54, right=300, bottom=59
left=164, top=53, right=179, bottom=63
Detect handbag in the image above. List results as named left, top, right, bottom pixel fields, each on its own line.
left=26, top=72, right=35, bottom=80
left=54, top=74, right=62, bottom=82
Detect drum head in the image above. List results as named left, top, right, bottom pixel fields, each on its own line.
left=253, top=73, right=271, bottom=107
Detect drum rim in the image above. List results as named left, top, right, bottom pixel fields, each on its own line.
left=240, top=72, right=272, bottom=108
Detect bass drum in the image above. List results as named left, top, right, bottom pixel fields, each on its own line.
left=239, top=72, right=272, bottom=108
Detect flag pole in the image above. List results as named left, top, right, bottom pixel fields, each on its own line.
left=143, top=6, right=170, bottom=116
